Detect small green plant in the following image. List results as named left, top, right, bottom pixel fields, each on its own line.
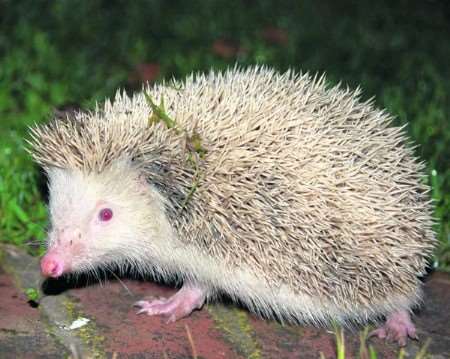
left=145, top=93, right=207, bottom=210
left=333, top=324, right=345, bottom=359
left=25, top=287, right=40, bottom=302
left=146, top=94, right=178, bottom=132
left=358, top=327, right=378, bottom=359
left=327, top=326, right=431, bottom=359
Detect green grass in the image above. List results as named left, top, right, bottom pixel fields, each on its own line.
left=0, top=0, right=449, bottom=267
left=327, top=326, right=431, bottom=359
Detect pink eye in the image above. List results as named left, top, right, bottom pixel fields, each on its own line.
left=99, top=208, right=113, bottom=222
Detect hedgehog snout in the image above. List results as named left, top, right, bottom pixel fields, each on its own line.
left=40, top=227, right=84, bottom=278
left=40, top=253, right=65, bottom=278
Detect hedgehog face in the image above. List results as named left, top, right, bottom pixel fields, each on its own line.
left=40, top=161, right=171, bottom=278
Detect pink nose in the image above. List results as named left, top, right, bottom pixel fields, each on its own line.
left=40, top=255, right=64, bottom=278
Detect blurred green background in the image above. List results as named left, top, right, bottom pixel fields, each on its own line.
left=0, top=0, right=449, bottom=269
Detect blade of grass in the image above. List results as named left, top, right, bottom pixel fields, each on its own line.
left=185, top=324, right=198, bottom=359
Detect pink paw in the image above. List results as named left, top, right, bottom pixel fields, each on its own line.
left=370, top=310, right=418, bottom=346
left=134, top=285, right=205, bottom=323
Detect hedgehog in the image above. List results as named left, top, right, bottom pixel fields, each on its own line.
left=29, top=67, right=435, bottom=346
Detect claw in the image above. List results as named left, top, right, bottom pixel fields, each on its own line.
left=369, top=327, right=386, bottom=339
left=133, top=284, right=206, bottom=322
left=370, top=310, right=418, bottom=347
left=133, top=300, right=149, bottom=308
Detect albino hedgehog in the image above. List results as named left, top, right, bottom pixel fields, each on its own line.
left=30, top=67, right=435, bottom=346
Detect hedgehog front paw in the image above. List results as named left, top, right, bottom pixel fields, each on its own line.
left=134, top=284, right=206, bottom=323
left=369, top=310, right=418, bottom=347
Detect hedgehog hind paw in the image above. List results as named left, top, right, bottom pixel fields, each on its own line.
left=133, top=284, right=206, bottom=323
left=369, top=310, right=418, bottom=347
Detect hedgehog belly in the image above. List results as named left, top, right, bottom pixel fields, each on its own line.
left=166, top=237, right=421, bottom=326
left=216, top=254, right=420, bottom=326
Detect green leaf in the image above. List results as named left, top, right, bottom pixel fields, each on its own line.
left=145, top=93, right=178, bottom=131
left=8, top=199, right=30, bottom=223
left=25, top=287, right=40, bottom=302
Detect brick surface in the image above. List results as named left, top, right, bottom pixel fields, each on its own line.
left=1, top=244, right=450, bottom=358
left=67, top=279, right=401, bottom=358
left=413, top=272, right=450, bottom=357
left=0, top=267, right=69, bottom=359
left=69, top=282, right=242, bottom=358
